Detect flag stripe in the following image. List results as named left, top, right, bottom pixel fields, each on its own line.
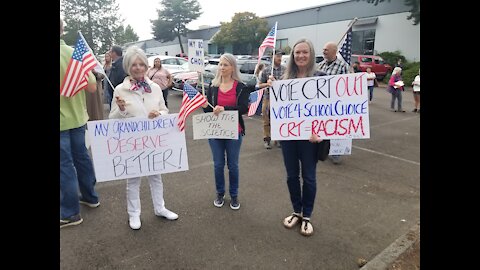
left=258, top=22, right=277, bottom=61
left=248, top=88, right=264, bottom=116
left=177, top=83, right=207, bottom=131
left=60, top=32, right=97, bottom=97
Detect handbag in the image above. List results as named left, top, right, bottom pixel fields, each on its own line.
left=374, top=78, right=379, bottom=87
left=317, top=140, right=331, bottom=161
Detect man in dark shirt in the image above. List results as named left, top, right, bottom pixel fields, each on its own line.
left=258, top=50, right=286, bottom=149
left=317, top=41, right=349, bottom=164
left=105, top=45, right=127, bottom=107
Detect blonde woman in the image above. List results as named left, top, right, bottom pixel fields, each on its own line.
left=202, top=53, right=250, bottom=210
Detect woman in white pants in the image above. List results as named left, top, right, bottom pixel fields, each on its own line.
left=109, top=46, right=178, bottom=230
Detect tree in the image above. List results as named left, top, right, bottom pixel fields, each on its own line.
left=114, top=25, right=139, bottom=45
left=356, top=0, right=420, bottom=25
left=61, top=0, right=133, bottom=54
left=212, top=12, right=269, bottom=55
left=151, top=0, right=202, bottom=53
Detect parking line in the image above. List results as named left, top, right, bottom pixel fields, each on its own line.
left=352, top=145, right=420, bottom=166
left=370, top=116, right=419, bottom=128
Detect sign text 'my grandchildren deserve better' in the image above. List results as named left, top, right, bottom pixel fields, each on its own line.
left=86, top=114, right=188, bottom=182
left=270, top=73, right=370, bottom=140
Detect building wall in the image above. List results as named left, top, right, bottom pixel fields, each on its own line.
left=276, top=13, right=420, bottom=61
left=146, top=43, right=188, bottom=56
left=373, top=13, right=420, bottom=62
left=130, top=0, right=419, bottom=62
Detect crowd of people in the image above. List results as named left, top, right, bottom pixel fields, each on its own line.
left=60, top=17, right=419, bottom=236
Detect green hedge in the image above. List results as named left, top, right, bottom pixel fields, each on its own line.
left=378, top=50, right=419, bottom=86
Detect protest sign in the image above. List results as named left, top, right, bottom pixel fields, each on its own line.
left=329, top=139, right=352, bottom=155
left=187, top=39, right=204, bottom=72
left=192, top=111, right=238, bottom=140
left=86, top=114, right=188, bottom=182
left=270, top=73, right=370, bottom=140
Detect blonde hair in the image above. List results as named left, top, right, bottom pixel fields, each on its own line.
left=122, top=46, right=148, bottom=76
left=212, top=53, right=243, bottom=87
left=282, top=38, right=316, bottom=79
left=255, top=63, right=265, bottom=77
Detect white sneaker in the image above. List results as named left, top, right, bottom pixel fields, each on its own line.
left=156, top=209, right=179, bottom=220
left=129, top=216, right=141, bottom=230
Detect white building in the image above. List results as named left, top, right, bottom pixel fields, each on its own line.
left=125, top=0, right=420, bottom=62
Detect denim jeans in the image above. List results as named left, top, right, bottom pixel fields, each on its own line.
left=368, top=86, right=374, bottom=101
left=391, top=89, right=403, bottom=110
left=60, top=125, right=98, bottom=219
left=280, top=140, right=318, bottom=218
left=208, top=134, right=243, bottom=197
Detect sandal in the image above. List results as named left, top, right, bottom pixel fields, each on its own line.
left=300, top=219, right=314, bottom=236
left=283, top=213, right=302, bottom=229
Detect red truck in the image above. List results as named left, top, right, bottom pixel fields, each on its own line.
left=351, top=54, right=392, bottom=80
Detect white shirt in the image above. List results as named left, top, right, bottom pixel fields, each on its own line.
left=413, top=75, right=420, bottom=92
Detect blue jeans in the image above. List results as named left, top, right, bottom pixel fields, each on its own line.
left=280, top=140, right=318, bottom=218
left=60, top=125, right=98, bottom=219
left=208, top=134, right=243, bottom=197
left=368, top=85, right=374, bottom=101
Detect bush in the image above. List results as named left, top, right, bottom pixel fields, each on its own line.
left=402, top=62, right=420, bottom=86
left=378, top=50, right=406, bottom=66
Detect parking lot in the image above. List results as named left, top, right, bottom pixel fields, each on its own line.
left=61, top=85, right=420, bottom=269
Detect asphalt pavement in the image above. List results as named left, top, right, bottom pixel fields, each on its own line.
left=61, top=85, right=420, bottom=269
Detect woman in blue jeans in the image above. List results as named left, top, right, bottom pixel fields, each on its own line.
left=202, top=53, right=249, bottom=210
left=266, top=39, right=326, bottom=236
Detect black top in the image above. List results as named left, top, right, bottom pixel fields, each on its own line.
left=203, top=81, right=250, bottom=136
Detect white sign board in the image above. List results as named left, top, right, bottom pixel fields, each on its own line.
left=270, top=73, right=370, bottom=140
left=187, top=39, right=205, bottom=72
left=329, top=139, right=352, bottom=155
left=86, top=114, right=188, bottom=182
left=192, top=111, right=239, bottom=140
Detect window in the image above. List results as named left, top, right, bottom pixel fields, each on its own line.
left=361, top=57, right=372, bottom=63
left=276, top=39, right=288, bottom=50
left=352, top=30, right=376, bottom=55
left=162, top=58, right=178, bottom=65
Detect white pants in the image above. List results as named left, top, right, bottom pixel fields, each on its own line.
left=126, top=174, right=165, bottom=218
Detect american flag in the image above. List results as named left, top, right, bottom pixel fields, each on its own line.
left=247, top=88, right=264, bottom=116
left=258, top=22, right=277, bottom=64
left=337, top=27, right=353, bottom=65
left=177, top=83, right=207, bottom=131
left=60, top=32, right=97, bottom=97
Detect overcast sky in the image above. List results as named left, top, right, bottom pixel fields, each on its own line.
left=117, top=0, right=343, bottom=40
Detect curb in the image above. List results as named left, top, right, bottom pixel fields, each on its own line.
left=360, top=222, right=420, bottom=270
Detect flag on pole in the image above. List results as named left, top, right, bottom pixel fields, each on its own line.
left=177, top=83, right=207, bottom=131
left=78, top=32, right=105, bottom=76
left=60, top=32, right=97, bottom=97
left=247, top=88, right=264, bottom=116
left=337, top=27, right=353, bottom=65
left=258, top=22, right=277, bottom=65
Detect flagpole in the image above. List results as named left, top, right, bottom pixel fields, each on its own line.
left=78, top=31, right=115, bottom=91
left=198, top=72, right=214, bottom=109
left=337, top=17, right=358, bottom=46
left=270, top=22, right=278, bottom=76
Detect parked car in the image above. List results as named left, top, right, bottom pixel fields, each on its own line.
left=196, top=59, right=269, bottom=93
left=147, top=55, right=189, bottom=73
left=350, top=54, right=392, bottom=80
left=172, top=70, right=199, bottom=92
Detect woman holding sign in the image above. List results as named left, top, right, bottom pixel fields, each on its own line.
left=202, top=53, right=250, bottom=210
left=267, top=39, right=326, bottom=237
left=109, top=46, right=178, bottom=230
